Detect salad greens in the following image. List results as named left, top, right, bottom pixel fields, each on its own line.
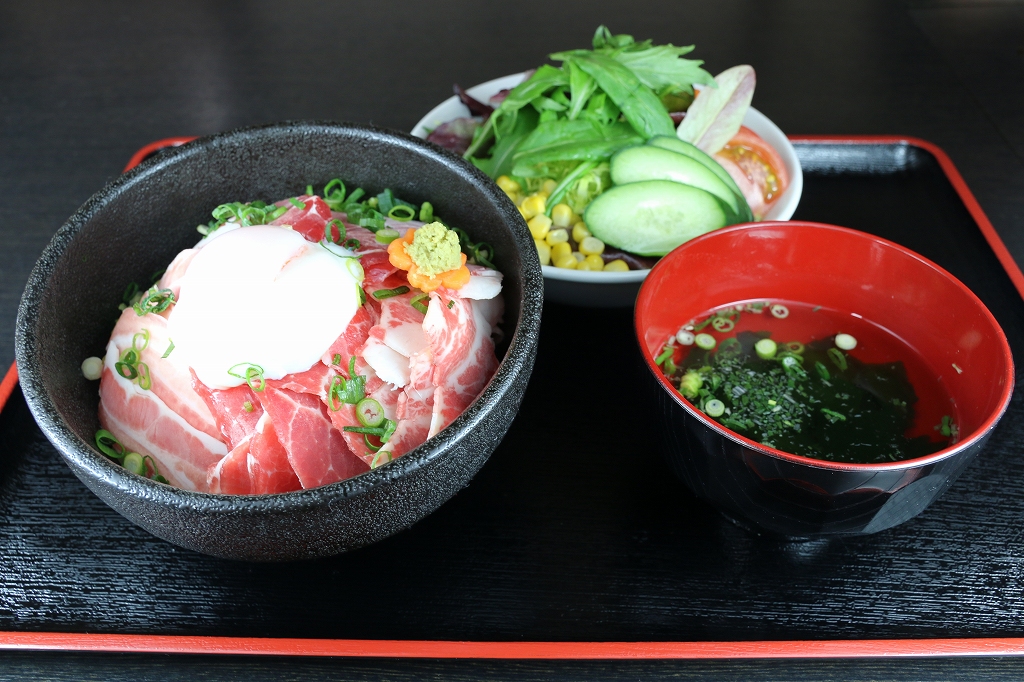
left=464, top=26, right=714, bottom=191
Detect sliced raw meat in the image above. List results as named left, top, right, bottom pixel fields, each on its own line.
left=248, top=412, right=303, bottom=494
left=458, top=265, right=503, bottom=300
left=190, top=372, right=263, bottom=449
left=269, top=361, right=332, bottom=397
left=361, top=330, right=412, bottom=387
left=98, top=354, right=226, bottom=492
left=270, top=195, right=333, bottom=244
left=107, top=309, right=221, bottom=441
left=208, top=437, right=253, bottom=495
left=360, top=249, right=399, bottom=288
left=425, top=292, right=498, bottom=438
left=257, top=385, right=369, bottom=488
left=376, top=342, right=435, bottom=460
left=321, top=305, right=374, bottom=368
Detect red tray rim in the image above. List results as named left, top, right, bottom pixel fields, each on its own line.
left=5, top=134, right=1024, bottom=660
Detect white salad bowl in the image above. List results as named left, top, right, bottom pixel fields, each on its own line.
left=412, top=73, right=804, bottom=308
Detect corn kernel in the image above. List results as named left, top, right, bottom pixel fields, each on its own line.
left=571, top=222, right=590, bottom=243
left=551, top=203, right=574, bottom=228
left=576, top=258, right=597, bottom=271
left=496, top=175, right=521, bottom=194
left=554, top=254, right=578, bottom=269
left=584, top=254, right=605, bottom=270
left=517, top=205, right=528, bottom=219
left=603, top=259, right=630, bottom=272
left=542, top=179, right=558, bottom=195
left=550, top=242, right=572, bottom=260
left=572, top=251, right=585, bottom=262
left=545, top=228, right=569, bottom=246
left=520, top=194, right=546, bottom=220
left=579, top=236, right=605, bottom=256
left=527, top=214, right=552, bottom=240
left=534, top=239, right=551, bottom=266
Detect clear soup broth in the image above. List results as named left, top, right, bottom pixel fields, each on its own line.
left=657, top=300, right=958, bottom=464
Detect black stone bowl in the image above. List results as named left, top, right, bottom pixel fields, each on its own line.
left=15, top=121, right=542, bottom=561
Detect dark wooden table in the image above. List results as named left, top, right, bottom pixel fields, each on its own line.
left=3, top=1, right=1024, bottom=678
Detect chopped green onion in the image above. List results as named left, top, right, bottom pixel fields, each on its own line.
left=325, top=219, right=346, bottom=244
left=364, top=433, right=382, bottom=452
left=243, top=401, right=254, bottom=413
left=827, top=348, right=848, bottom=371
left=267, top=205, right=288, bottom=221
left=419, top=202, right=434, bottom=222
left=343, top=425, right=388, bottom=436
left=162, top=339, right=175, bottom=359
left=835, top=333, right=857, bottom=351
left=132, top=329, right=150, bottom=352
left=346, top=258, right=365, bottom=281
left=357, top=287, right=366, bottom=306
left=754, top=338, right=777, bottom=360
left=343, top=238, right=361, bottom=250
left=704, top=399, right=726, bottom=418
left=370, top=449, right=393, bottom=468
left=134, top=288, right=176, bottom=316
left=136, top=362, right=151, bottom=390
left=323, top=179, right=347, bottom=208
left=227, top=363, right=266, bottom=392
left=355, top=398, right=385, bottom=427
left=711, top=317, right=735, bottom=332
left=410, top=293, right=429, bottom=314
left=332, top=354, right=342, bottom=366
left=142, top=454, right=165, bottom=482
left=770, top=304, right=789, bottom=319
left=95, top=429, right=127, bottom=460
left=695, top=333, right=716, bottom=350
left=654, top=345, right=674, bottom=366
left=124, top=452, right=145, bottom=475
left=306, top=184, right=314, bottom=197
left=289, top=198, right=306, bottom=209
left=373, top=285, right=410, bottom=300
left=821, top=408, right=847, bottom=423
left=367, top=197, right=378, bottom=209
left=381, top=418, right=397, bottom=443
left=387, top=205, right=416, bottom=221
left=814, top=361, right=831, bottom=381
left=375, top=228, right=400, bottom=244
left=679, top=371, right=703, bottom=399
left=785, top=342, right=804, bottom=354
left=115, top=359, right=138, bottom=380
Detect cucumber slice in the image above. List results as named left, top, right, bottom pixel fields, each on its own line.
left=647, top=135, right=753, bottom=222
left=584, top=180, right=730, bottom=257
left=610, top=145, right=750, bottom=221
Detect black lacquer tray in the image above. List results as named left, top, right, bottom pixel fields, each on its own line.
left=2, top=137, right=1024, bottom=660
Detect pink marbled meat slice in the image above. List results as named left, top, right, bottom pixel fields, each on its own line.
left=257, top=385, right=369, bottom=488
left=270, top=195, right=333, bottom=243
left=425, top=291, right=498, bottom=439
left=321, top=305, right=375, bottom=369
left=98, top=364, right=226, bottom=492
left=208, top=436, right=253, bottom=495
left=268, top=361, right=332, bottom=398
left=191, top=372, right=263, bottom=449
left=248, top=412, right=303, bottom=494
left=108, top=309, right=221, bottom=441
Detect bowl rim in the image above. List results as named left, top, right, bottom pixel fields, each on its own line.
left=412, top=71, right=804, bottom=286
left=15, top=119, right=543, bottom=510
left=635, top=220, right=1015, bottom=472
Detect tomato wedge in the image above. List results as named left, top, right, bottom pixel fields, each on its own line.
left=713, top=126, right=789, bottom=220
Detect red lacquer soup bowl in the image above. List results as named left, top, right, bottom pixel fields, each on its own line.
left=635, top=221, right=1013, bottom=537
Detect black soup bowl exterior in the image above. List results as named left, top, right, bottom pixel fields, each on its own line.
left=16, top=121, right=543, bottom=561
left=634, top=222, right=1013, bottom=538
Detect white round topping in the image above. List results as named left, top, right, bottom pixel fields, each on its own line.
left=168, top=225, right=361, bottom=389
left=81, top=356, right=103, bottom=380
left=676, top=330, right=695, bottom=345
left=770, top=304, right=789, bottom=319
left=835, top=333, right=858, bottom=350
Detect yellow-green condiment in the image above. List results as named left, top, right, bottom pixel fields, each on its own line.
left=405, top=221, right=461, bottom=277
